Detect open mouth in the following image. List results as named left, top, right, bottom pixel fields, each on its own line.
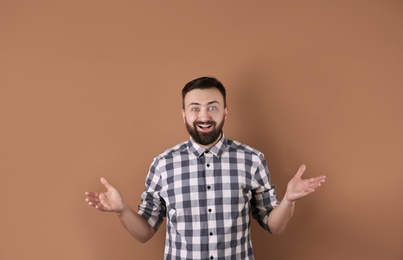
left=196, top=123, right=214, bottom=132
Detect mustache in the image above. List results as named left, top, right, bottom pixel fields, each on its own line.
left=194, top=120, right=216, bottom=125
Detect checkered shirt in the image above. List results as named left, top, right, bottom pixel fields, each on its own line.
left=137, top=135, right=279, bottom=260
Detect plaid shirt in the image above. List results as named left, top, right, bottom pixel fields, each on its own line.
left=138, top=135, right=279, bottom=260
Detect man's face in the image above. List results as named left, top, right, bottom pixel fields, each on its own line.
left=182, top=88, right=228, bottom=148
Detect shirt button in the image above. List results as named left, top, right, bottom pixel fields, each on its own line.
left=210, top=256, right=214, bottom=259
left=207, top=185, right=211, bottom=190
left=208, top=208, right=212, bottom=212
left=209, top=232, right=213, bottom=236
left=206, top=163, right=210, bottom=167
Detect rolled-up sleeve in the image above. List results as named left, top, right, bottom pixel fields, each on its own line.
left=137, top=157, right=166, bottom=231
left=250, top=154, right=279, bottom=232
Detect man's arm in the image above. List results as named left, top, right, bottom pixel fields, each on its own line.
left=267, top=164, right=326, bottom=234
left=85, top=177, right=156, bottom=243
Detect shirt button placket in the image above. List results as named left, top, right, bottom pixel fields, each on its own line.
left=204, top=153, right=217, bottom=260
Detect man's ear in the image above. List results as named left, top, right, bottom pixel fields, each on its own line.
left=181, top=109, right=186, bottom=123
left=224, top=106, right=229, bottom=119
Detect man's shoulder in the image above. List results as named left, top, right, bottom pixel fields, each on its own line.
left=154, top=140, right=189, bottom=160
left=226, top=138, right=264, bottom=157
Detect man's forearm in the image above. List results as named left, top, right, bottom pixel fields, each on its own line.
left=117, top=204, right=156, bottom=243
left=266, top=198, right=295, bottom=234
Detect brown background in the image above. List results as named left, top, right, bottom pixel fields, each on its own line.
left=1, top=1, right=402, bottom=259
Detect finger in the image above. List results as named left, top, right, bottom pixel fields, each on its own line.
left=87, top=200, right=101, bottom=208
left=100, top=177, right=114, bottom=191
left=310, top=182, right=323, bottom=190
left=95, top=205, right=109, bottom=211
left=87, top=199, right=108, bottom=210
left=85, top=197, right=99, bottom=203
left=85, top=192, right=99, bottom=201
left=85, top=191, right=99, bottom=198
left=94, top=204, right=107, bottom=211
left=295, top=164, right=306, bottom=179
left=308, top=178, right=325, bottom=191
left=87, top=201, right=98, bottom=207
left=310, top=175, right=326, bottom=184
left=303, top=189, right=317, bottom=197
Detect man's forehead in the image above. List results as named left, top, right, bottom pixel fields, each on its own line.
left=184, top=88, right=224, bottom=105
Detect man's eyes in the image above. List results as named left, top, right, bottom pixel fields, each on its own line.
left=190, top=106, right=217, bottom=112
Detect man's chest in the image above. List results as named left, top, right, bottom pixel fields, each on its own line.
left=158, top=154, right=258, bottom=210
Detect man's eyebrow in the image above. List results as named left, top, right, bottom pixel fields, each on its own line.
left=207, top=100, right=219, bottom=105
left=188, top=100, right=219, bottom=107
left=188, top=102, right=200, bottom=107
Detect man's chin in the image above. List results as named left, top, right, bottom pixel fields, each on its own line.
left=196, top=132, right=222, bottom=146
left=197, top=129, right=214, bottom=135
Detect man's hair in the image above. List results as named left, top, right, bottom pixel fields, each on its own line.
left=182, top=76, right=227, bottom=108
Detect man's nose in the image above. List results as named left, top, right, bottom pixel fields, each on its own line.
left=198, top=107, right=210, bottom=120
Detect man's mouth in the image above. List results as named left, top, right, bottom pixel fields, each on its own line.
left=196, top=123, right=214, bottom=132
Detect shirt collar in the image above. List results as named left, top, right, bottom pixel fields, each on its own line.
left=187, top=134, right=228, bottom=158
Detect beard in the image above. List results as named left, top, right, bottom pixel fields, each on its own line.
left=185, top=118, right=225, bottom=146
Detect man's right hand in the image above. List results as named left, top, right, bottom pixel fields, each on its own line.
left=85, top=177, right=125, bottom=213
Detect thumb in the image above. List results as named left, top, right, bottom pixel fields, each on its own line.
left=100, top=177, right=114, bottom=191
left=295, top=164, right=306, bottom=179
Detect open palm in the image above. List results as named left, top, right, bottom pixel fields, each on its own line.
left=85, top=177, right=125, bottom=212
left=285, top=164, right=326, bottom=202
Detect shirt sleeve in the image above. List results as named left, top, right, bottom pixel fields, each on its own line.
left=250, top=153, right=279, bottom=233
left=137, top=157, right=166, bottom=231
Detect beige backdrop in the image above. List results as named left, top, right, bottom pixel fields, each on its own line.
left=1, top=1, right=402, bottom=259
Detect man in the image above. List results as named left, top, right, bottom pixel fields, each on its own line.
left=85, top=76, right=326, bottom=260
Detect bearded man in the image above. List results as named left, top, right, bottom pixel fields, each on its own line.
left=85, top=76, right=326, bottom=260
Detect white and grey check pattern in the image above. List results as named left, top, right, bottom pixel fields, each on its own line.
left=138, top=135, right=279, bottom=260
